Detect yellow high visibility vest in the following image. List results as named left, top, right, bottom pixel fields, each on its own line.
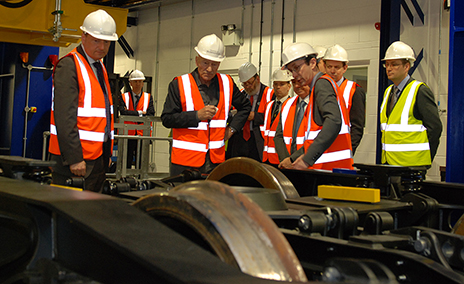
left=380, top=80, right=431, bottom=166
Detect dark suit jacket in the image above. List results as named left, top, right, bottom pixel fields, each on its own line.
left=274, top=72, right=342, bottom=166
left=227, top=83, right=272, bottom=161
left=53, top=45, right=113, bottom=166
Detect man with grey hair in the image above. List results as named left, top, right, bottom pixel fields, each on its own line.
left=161, top=34, right=250, bottom=176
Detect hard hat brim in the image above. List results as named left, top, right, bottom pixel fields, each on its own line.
left=195, top=47, right=225, bottom=62
left=81, top=27, right=118, bottom=41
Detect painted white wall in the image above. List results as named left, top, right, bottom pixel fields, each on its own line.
left=76, top=0, right=448, bottom=180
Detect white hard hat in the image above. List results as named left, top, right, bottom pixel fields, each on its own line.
left=194, top=34, right=225, bottom=62
left=282, top=42, right=317, bottom=67
left=129, top=70, right=145, bottom=81
left=324, top=44, right=349, bottom=63
left=313, top=46, right=327, bottom=60
left=382, top=41, right=416, bottom=67
left=80, top=9, right=118, bottom=41
left=272, top=69, right=293, bottom=82
left=238, top=62, right=257, bottom=82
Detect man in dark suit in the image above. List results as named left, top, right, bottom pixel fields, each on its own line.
left=226, top=62, right=274, bottom=161
left=380, top=41, right=442, bottom=167
left=49, top=10, right=118, bottom=191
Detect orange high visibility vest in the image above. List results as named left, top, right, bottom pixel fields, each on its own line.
left=122, top=92, right=151, bottom=136
left=49, top=49, right=114, bottom=160
left=258, top=86, right=274, bottom=136
left=304, top=74, right=353, bottom=170
left=262, top=100, right=284, bottom=164
left=280, top=96, right=305, bottom=154
left=171, top=73, right=233, bottom=167
left=339, top=78, right=356, bottom=116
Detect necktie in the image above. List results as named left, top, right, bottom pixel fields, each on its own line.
left=271, top=100, right=281, bottom=124
left=291, top=100, right=307, bottom=153
left=388, top=86, right=400, bottom=116
left=93, top=62, right=111, bottom=140
left=134, top=94, right=140, bottom=108
left=243, top=95, right=253, bottom=141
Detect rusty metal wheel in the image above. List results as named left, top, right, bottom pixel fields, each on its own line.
left=207, top=157, right=299, bottom=199
left=132, top=180, right=307, bottom=282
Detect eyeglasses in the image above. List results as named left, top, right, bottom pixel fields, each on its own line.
left=242, top=76, right=257, bottom=87
left=383, top=62, right=404, bottom=68
left=287, top=62, right=305, bottom=74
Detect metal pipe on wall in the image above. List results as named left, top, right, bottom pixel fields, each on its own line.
left=280, top=0, right=285, bottom=65
left=189, top=0, right=195, bottom=71
left=248, top=0, right=255, bottom=63
left=22, top=63, right=53, bottom=157
left=292, top=0, right=297, bottom=42
left=268, top=0, right=275, bottom=82
left=258, top=0, right=264, bottom=74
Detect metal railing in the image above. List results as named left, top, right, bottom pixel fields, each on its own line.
left=42, top=115, right=172, bottom=179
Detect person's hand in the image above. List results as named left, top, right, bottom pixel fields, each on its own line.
left=247, top=111, right=255, bottom=121
left=70, top=161, right=86, bottom=177
left=292, top=155, right=309, bottom=170
left=278, top=157, right=293, bottom=169
left=198, top=105, right=218, bottom=120
left=224, top=127, right=234, bottom=141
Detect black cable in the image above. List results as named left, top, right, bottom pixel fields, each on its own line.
left=0, top=0, right=34, bottom=8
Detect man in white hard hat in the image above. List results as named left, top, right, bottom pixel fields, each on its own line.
left=262, top=69, right=293, bottom=165
left=380, top=41, right=442, bottom=167
left=118, top=70, right=155, bottom=168
left=324, top=44, right=366, bottom=155
left=314, top=46, right=327, bottom=73
left=226, top=62, right=273, bottom=161
left=49, top=9, right=118, bottom=192
left=161, top=34, right=251, bottom=176
left=275, top=42, right=353, bottom=171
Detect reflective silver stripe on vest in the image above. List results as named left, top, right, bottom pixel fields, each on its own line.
left=381, top=123, right=427, bottom=132
left=143, top=92, right=149, bottom=111
left=210, top=119, right=227, bottom=128
left=50, top=124, right=57, bottom=135
left=343, top=80, right=354, bottom=107
left=382, top=81, right=426, bottom=133
left=188, top=122, right=208, bottom=131
left=123, top=92, right=130, bottom=108
left=219, top=74, right=230, bottom=123
left=267, top=147, right=276, bottom=153
left=74, top=55, right=108, bottom=118
left=181, top=74, right=194, bottom=111
left=315, top=149, right=352, bottom=165
left=382, top=143, right=430, bottom=152
left=281, top=96, right=298, bottom=143
left=268, top=130, right=276, bottom=137
left=173, top=139, right=208, bottom=152
left=209, top=140, right=225, bottom=149
left=78, top=129, right=105, bottom=142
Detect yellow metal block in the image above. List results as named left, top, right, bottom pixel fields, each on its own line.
left=50, top=184, right=83, bottom=192
left=0, top=0, right=127, bottom=47
left=317, top=185, right=380, bottom=203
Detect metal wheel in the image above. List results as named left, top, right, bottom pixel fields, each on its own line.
left=451, top=213, right=464, bottom=235
left=207, top=157, right=300, bottom=199
left=132, top=180, right=307, bottom=282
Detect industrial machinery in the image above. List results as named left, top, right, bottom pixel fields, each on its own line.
left=1, top=155, right=464, bottom=283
